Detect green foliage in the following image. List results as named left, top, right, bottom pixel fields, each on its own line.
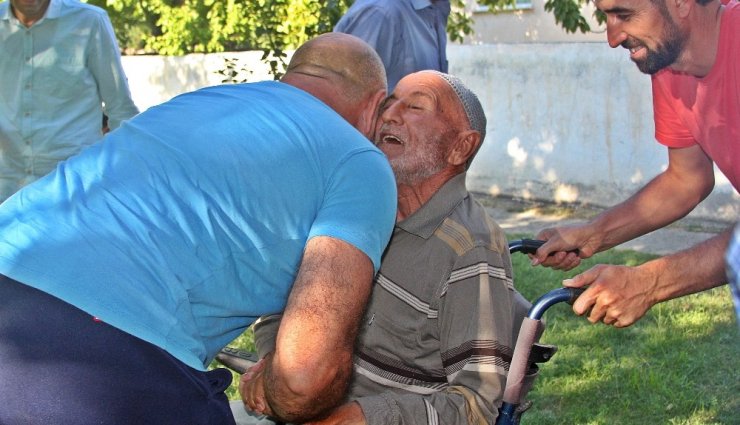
left=216, top=56, right=254, bottom=84
left=543, top=0, right=591, bottom=34
left=87, top=0, right=352, bottom=78
left=448, top=0, right=475, bottom=43
left=91, top=0, right=605, bottom=56
left=87, top=0, right=607, bottom=78
left=474, top=0, right=606, bottom=34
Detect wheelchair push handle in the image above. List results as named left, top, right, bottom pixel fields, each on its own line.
left=528, top=287, right=585, bottom=320
left=507, top=239, right=586, bottom=318
left=508, top=238, right=545, bottom=255
left=508, top=238, right=581, bottom=258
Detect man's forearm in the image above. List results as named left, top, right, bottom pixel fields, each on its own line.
left=263, top=351, right=353, bottom=422
left=587, top=145, right=715, bottom=253
left=643, top=228, right=731, bottom=306
left=589, top=174, right=711, bottom=253
left=255, top=237, right=374, bottom=422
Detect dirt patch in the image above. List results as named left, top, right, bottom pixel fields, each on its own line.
left=473, top=192, right=731, bottom=234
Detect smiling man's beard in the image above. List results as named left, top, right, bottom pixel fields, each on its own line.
left=389, top=134, right=449, bottom=186
left=630, top=6, right=687, bottom=74
left=633, top=33, right=685, bottom=74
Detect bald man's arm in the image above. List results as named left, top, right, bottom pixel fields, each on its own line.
left=243, top=236, right=374, bottom=422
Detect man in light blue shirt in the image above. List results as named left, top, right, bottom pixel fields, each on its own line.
left=0, top=33, right=396, bottom=424
left=334, top=0, right=450, bottom=91
left=0, top=0, right=139, bottom=201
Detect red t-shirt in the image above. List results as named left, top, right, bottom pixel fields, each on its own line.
left=651, top=0, right=739, bottom=191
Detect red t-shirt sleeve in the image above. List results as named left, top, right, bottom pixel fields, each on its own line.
left=651, top=72, right=697, bottom=148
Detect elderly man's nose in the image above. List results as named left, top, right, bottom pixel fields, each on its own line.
left=380, top=102, right=402, bottom=124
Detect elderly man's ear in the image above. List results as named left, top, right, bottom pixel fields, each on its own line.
left=447, top=130, right=482, bottom=167
left=357, top=89, right=388, bottom=140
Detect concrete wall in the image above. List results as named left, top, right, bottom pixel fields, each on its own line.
left=122, top=51, right=276, bottom=111
left=120, top=44, right=738, bottom=222
left=448, top=43, right=737, bottom=222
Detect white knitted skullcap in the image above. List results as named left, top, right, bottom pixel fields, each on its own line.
left=421, top=70, right=487, bottom=143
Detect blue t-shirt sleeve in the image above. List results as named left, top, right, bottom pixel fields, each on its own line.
left=308, top=149, right=397, bottom=272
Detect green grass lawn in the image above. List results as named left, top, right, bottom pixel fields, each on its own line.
left=217, top=239, right=739, bottom=424
left=509, top=247, right=738, bottom=425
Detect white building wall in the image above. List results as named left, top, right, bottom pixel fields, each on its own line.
left=447, top=43, right=737, bottom=222
left=121, top=44, right=738, bottom=222
left=462, top=0, right=606, bottom=44
left=122, top=51, right=276, bottom=112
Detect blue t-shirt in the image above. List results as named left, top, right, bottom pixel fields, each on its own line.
left=0, top=81, right=397, bottom=370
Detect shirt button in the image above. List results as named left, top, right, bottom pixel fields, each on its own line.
left=24, top=111, right=30, bottom=117
left=25, top=139, right=31, bottom=145
left=25, top=83, right=31, bottom=89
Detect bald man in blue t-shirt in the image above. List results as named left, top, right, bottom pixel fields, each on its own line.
left=0, top=33, right=396, bottom=425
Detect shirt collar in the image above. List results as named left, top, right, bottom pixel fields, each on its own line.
left=411, top=0, right=432, bottom=10
left=412, top=0, right=446, bottom=11
left=44, top=0, right=63, bottom=20
left=397, top=172, right=468, bottom=239
left=413, top=0, right=451, bottom=15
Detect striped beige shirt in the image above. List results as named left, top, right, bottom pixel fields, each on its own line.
left=351, top=173, right=528, bottom=425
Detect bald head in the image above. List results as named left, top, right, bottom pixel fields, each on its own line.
left=281, top=33, right=387, bottom=137
left=417, top=71, right=487, bottom=145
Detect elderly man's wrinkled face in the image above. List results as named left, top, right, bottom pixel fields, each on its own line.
left=374, top=73, right=465, bottom=185
left=596, top=0, right=687, bottom=74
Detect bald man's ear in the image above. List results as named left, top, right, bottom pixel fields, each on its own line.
left=447, top=130, right=481, bottom=167
left=356, top=89, right=387, bottom=140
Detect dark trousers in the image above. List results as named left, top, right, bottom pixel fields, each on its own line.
left=0, top=275, right=235, bottom=425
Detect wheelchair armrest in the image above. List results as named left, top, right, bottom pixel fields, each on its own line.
left=529, top=343, right=558, bottom=365
left=215, top=347, right=260, bottom=374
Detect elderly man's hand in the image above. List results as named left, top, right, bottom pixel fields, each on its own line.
left=563, top=263, right=657, bottom=327
left=238, top=355, right=273, bottom=417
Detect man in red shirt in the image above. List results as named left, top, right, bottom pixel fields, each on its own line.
left=532, top=0, right=738, bottom=327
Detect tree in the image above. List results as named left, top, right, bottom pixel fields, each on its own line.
left=91, top=0, right=603, bottom=77
left=88, top=0, right=351, bottom=76
left=468, top=0, right=604, bottom=36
